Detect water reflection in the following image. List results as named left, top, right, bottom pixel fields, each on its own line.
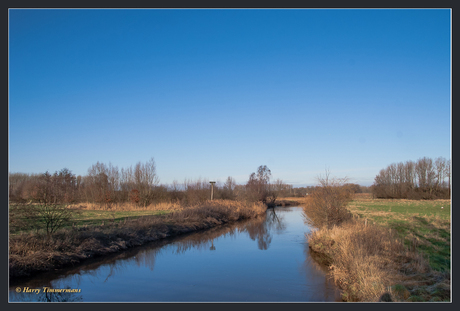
left=169, top=208, right=287, bottom=254
left=246, top=208, right=286, bottom=250
left=302, top=242, right=342, bottom=301
left=10, top=207, right=340, bottom=302
left=13, top=287, right=83, bottom=302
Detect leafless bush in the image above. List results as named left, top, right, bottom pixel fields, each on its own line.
left=303, top=170, right=353, bottom=229
left=26, top=204, right=75, bottom=238
left=43, top=205, right=75, bottom=237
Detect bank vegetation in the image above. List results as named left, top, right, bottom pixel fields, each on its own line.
left=302, top=171, right=450, bottom=302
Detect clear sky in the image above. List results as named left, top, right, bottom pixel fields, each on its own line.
left=9, top=9, right=451, bottom=186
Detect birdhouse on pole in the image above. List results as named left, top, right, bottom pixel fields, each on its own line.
left=209, top=181, right=216, bottom=200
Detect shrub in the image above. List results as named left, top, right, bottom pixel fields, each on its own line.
left=12, top=204, right=76, bottom=238
left=303, top=171, right=353, bottom=229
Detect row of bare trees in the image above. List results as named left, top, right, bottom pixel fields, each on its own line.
left=372, top=157, right=451, bottom=199
left=9, top=161, right=293, bottom=207
left=9, top=168, right=79, bottom=205
left=9, top=158, right=160, bottom=207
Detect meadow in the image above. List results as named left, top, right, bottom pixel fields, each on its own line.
left=347, top=193, right=450, bottom=272
left=9, top=202, right=182, bottom=235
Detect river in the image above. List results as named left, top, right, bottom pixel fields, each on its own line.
left=9, top=206, right=341, bottom=302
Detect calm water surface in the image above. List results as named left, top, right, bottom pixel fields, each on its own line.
left=9, top=206, right=341, bottom=302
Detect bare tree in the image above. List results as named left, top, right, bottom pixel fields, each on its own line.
left=445, top=159, right=451, bottom=197
left=246, top=165, right=272, bottom=203
left=403, top=160, right=416, bottom=196
left=52, top=168, right=77, bottom=204
left=86, top=162, right=110, bottom=206
left=133, top=157, right=160, bottom=206
left=9, top=173, right=33, bottom=203
left=220, top=176, right=236, bottom=200
left=107, top=163, right=120, bottom=202
left=435, top=157, right=446, bottom=191
left=120, top=165, right=135, bottom=198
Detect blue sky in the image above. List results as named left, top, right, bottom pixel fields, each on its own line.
left=9, top=9, right=451, bottom=186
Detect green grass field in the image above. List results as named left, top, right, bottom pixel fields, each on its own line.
left=9, top=205, right=172, bottom=235
left=348, top=194, right=451, bottom=272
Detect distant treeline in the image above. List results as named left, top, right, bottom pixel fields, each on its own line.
left=371, top=157, right=451, bottom=200
left=286, top=184, right=371, bottom=197
left=9, top=160, right=299, bottom=207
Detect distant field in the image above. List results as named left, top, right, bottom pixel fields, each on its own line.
left=348, top=193, right=451, bottom=272
left=349, top=193, right=450, bottom=220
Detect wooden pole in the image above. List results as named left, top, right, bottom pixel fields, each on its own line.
left=210, top=181, right=216, bottom=200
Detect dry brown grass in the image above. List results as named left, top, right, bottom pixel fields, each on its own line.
left=67, top=201, right=183, bottom=211
left=281, top=196, right=312, bottom=205
left=307, top=218, right=449, bottom=302
left=10, top=200, right=266, bottom=279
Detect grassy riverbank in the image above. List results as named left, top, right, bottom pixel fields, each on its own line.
left=9, top=200, right=266, bottom=279
left=297, top=194, right=451, bottom=302
left=348, top=194, right=450, bottom=272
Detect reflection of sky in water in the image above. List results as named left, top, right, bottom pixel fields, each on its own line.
left=9, top=207, right=341, bottom=302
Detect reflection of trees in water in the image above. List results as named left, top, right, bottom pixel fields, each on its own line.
left=246, top=208, right=287, bottom=250
left=9, top=245, right=164, bottom=302
left=171, top=222, right=245, bottom=254
left=267, top=208, right=287, bottom=233
left=11, top=208, right=291, bottom=302
left=72, top=245, right=161, bottom=282
left=246, top=217, right=271, bottom=250
left=170, top=208, right=288, bottom=252
left=39, top=287, right=83, bottom=302
left=11, top=241, right=165, bottom=301
left=10, top=286, right=83, bottom=302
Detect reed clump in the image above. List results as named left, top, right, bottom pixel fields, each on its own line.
left=10, top=200, right=266, bottom=279
left=307, top=219, right=450, bottom=302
